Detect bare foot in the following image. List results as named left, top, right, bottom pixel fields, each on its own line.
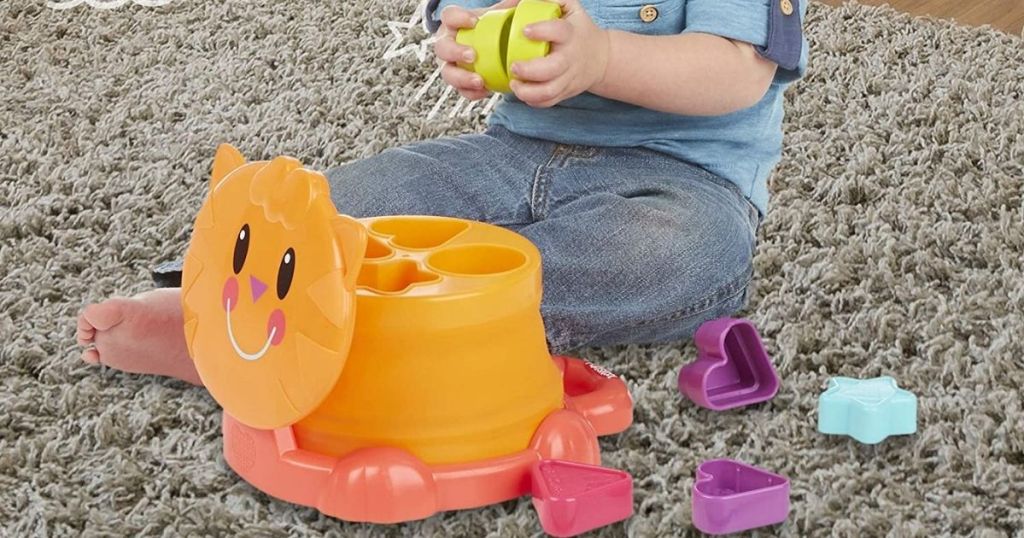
left=77, top=288, right=203, bottom=386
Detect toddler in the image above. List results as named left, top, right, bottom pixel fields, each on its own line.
left=77, top=0, right=807, bottom=384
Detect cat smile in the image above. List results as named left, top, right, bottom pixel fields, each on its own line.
left=224, top=297, right=277, bottom=362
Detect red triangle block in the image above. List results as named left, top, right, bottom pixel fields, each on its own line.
left=530, top=460, right=633, bottom=537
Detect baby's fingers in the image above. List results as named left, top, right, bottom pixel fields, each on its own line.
left=441, top=63, right=489, bottom=100
left=439, top=5, right=479, bottom=31
left=435, top=35, right=476, bottom=64
left=510, top=53, right=569, bottom=83
left=510, top=78, right=569, bottom=108
left=522, top=19, right=573, bottom=44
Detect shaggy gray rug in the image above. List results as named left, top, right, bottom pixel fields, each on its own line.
left=2, top=0, right=1022, bottom=535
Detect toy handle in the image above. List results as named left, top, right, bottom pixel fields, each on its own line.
left=554, top=356, right=633, bottom=436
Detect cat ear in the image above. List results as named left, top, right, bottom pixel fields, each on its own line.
left=331, top=215, right=367, bottom=291
left=211, top=144, right=246, bottom=190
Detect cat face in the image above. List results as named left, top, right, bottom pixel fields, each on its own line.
left=181, top=145, right=366, bottom=429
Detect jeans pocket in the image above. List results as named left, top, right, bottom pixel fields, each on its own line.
left=589, top=0, right=684, bottom=35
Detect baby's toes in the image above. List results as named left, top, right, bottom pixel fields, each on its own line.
left=76, top=310, right=96, bottom=346
left=76, top=327, right=95, bottom=346
left=81, top=299, right=128, bottom=332
left=81, top=347, right=101, bottom=365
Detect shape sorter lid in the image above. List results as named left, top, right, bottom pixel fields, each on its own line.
left=181, top=145, right=365, bottom=430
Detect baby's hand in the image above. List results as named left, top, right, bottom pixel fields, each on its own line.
left=434, top=0, right=521, bottom=101
left=509, top=0, right=609, bottom=108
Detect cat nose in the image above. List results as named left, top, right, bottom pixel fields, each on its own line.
left=250, top=275, right=268, bottom=302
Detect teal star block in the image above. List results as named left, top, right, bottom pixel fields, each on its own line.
left=817, top=376, right=917, bottom=444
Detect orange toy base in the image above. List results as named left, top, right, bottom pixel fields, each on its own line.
left=222, top=356, right=632, bottom=523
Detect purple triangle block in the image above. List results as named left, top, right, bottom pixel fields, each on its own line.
left=678, top=318, right=780, bottom=410
left=692, top=458, right=790, bottom=535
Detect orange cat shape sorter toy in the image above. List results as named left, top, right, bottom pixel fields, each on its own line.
left=180, top=145, right=635, bottom=531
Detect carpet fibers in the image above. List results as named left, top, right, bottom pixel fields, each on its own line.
left=1, top=0, right=1022, bottom=536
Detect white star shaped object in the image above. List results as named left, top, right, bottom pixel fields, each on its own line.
left=392, top=0, right=497, bottom=120
left=382, top=4, right=437, bottom=63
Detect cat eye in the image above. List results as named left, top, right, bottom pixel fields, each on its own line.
left=277, top=248, right=296, bottom=299
left=233, top=224, right=250, bottom=274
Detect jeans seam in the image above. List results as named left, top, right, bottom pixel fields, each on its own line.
left=530, top=147, right=562, bottom=221
left=484, top=125, right=550, bottom=216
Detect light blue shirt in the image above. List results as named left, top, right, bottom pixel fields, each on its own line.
left=426, top=0, right=809, bottom=215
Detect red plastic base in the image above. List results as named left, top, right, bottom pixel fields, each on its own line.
left=222, top=356, right=632, bottom=523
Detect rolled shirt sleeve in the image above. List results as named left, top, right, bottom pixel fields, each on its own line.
left=423, top=0, right=500, bottom=33
left=684, top=0, right=805, bottom=77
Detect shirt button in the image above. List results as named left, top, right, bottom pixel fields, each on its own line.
left=639, top=4, right=658, bottom=23
left=781, top=0, right=794, bottom=16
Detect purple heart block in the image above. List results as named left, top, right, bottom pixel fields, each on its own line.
left=678, top=318, right=779, bottom=410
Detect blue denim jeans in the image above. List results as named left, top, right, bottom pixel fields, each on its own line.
left=325, top=126, right=759, bottom=352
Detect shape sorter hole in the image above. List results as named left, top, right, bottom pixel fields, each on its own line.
left=357, top=259, right=439, bottom=294
left=427, top=244, right=527, bottom=276
left=370, top=218, right=469, bottom=250
left=364, top=235, right=393, bottom=260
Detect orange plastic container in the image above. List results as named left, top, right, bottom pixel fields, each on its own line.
left=181, top=145, right=633, bottom=523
